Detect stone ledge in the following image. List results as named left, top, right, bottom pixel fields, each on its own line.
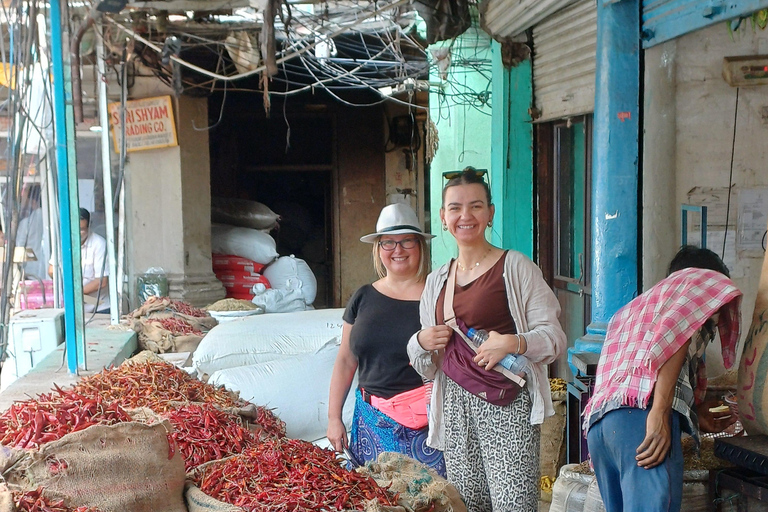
left=0, top=325, right=137, bottom=411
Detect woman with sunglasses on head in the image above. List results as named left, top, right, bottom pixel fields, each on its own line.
left=408, top=168, right=566, bottom=511
left=327, top=203, right=446, bottom=476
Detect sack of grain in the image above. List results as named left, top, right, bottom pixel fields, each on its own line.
left=550, top=463, right=594, bottom=512
left=211, top=224, right=278, bottom=265
left=2, top=421, right=186, bottom=512
left=208, top=343, right=355, bottom=441
left=211, top=197, right=280, bottom=231
left=193, top=308, right=344, bottom=375
left=359, top=452, right=466, bottom=512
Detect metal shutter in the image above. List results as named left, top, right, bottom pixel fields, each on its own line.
left=481, top=0, right=579, bottom=40
left=532, top=0, right=597, bottom=122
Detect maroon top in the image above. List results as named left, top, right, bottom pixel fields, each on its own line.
left=436, top=251, right=517, bottom=335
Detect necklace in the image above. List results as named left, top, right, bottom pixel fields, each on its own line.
left=457, top=247, right=492, bottom=272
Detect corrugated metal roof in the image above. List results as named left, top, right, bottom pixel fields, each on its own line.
left=533, top=0, right=596, bottom=122
left=481, top=0, right=579, bottom=39
left=642, top=0, right=768, bottom=47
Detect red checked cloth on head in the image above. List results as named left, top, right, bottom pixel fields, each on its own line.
left=583, top=268, right=742, bottom=427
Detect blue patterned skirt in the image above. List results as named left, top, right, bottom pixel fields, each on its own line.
left=349, top=389, right=446, bottom=477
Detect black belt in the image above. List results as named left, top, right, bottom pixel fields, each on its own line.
left=360, top=388, right=373, bottom=404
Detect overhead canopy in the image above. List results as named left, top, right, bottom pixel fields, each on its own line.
left=642, top=0, right=768, bottom=47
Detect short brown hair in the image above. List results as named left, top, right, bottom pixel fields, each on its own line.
left=442, top=166, right=492, bottom=206
left=372, top=236, right=430, bottom=281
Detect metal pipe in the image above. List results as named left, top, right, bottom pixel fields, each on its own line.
left=50, top=0, right=86, bottom=374
left=70, top=9, right=97, bottom=125
left=96, top=27, right=119, bottom=324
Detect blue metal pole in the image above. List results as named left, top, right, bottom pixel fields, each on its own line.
left=569, top=0, right=640, bottom=369
left=49, top=0, right=85, bottom=374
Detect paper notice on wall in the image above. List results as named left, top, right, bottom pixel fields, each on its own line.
left=687, top=228, right=741, bottom=278
left=108, top=96, right=178, bottom=152
left=738, top=188, right=768, bottom=255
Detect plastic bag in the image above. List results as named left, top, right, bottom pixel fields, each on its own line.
left=137, top=267, right=169, bottom=303
left=250, top=283, right=308, bottom=313
left=263, top=255, right=317, bottom=305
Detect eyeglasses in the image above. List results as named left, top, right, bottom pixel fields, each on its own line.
left=378, top=238, right=419, bottom=251
left=442, top=168, right=488, bottom=180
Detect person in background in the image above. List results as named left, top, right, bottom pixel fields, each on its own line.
left=583, top=246, right=742, bottom=512
left=49, top=208, right=109, bottom=313
left=327, top=203, right=445, bottom=476
left=16, top=184, right=49, bottom=280
left=408, top=168, right=566, bottom=511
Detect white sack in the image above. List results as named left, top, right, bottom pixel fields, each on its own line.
left=251, top=284, right=309, bottom=313
left=193, top=308, right=344, bottom=375
left=211, top=224, right=278, bottom=265
left=263, top=255, right=318, bottom=305
left=211, top=197, right=280, bottom=231
left=209, top=343, right=356, bottom=441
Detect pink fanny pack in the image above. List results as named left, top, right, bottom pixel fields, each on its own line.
left=369, top=385, right=429, bottom=430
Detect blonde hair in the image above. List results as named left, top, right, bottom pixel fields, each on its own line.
left=372, top=236, right=430, bottom=281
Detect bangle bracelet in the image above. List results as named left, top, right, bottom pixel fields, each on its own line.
left=517, top=334, right=526, bottom=355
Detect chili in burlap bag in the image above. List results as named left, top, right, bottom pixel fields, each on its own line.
left=359, top=452, right=466, bottom=512
left=2, top=421, right=186, bottom=512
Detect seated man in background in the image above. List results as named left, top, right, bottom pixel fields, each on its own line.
left=49, top=208, right=109, bottom=313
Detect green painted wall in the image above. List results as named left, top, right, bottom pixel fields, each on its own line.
left=428, top=27, right=493, bottom=268
left=490, top=42, right=534, bottom=259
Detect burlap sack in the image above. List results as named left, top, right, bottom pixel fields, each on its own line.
left=359, top=452, right=466, bottom=512
left=738, top=229, right=768, bottom=435
left=185, top=482, right=244, bottom=512
left=3, top=421, right=187, bottom=512
left=130, top=317, right=205, bottom=354
left=540, top=390, right=567, bottom=481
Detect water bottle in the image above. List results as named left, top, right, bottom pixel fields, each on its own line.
left=467, top=328, right=529, bottom=374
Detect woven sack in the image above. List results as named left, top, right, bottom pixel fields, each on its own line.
left=2, top=421, right=186, bottom=512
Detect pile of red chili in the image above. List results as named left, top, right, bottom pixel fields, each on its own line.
left=150, top=317, right=203, bottom=336
left=193, top=438, right=398, bottom=511
left=165, top=403, right=262, bottom=471
left=0, top=388, right=130, bottom=449
left=14, top=489, right=100, bottom=512
left=71, top=360, right=244, bottom=410
left=166, top=299, right=207, bottom=317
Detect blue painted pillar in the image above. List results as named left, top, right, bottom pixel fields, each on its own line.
left=570, top=0, right=640, bottom=368
left=50, top=0, right=85, bottom=373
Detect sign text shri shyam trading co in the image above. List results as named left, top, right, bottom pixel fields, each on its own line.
left=108, top=95, right=178, bottom=152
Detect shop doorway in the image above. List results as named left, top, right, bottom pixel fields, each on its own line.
left=210, top=104, right=335, bottom=309
left=240, top=170, right=333, bottom=309
left=537, top=115, right=593, bottom=379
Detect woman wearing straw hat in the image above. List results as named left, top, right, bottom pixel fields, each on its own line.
left=327, top=203, right=445, bottom=475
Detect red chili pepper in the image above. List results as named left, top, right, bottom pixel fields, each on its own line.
left=13, top=488, right=101, bottom=512
left=192, top=438, right=398, bottom=512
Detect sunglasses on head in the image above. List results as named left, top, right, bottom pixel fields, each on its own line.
left=442, top=168, right=488, bottom=180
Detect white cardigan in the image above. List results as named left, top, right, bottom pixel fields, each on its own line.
left=407, top=250, right=567, bottom=450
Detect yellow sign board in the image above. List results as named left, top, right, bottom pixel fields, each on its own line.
left=108, top=95, right=178, bottom=152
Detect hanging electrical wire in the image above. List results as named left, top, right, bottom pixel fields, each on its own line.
left=94, top=0, right=492, bottom=111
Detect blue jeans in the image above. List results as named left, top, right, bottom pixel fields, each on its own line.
left=587, top=408, right=683, bottom=512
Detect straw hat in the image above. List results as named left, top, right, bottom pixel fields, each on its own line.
left=359, top=203, right=435, bottom=243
